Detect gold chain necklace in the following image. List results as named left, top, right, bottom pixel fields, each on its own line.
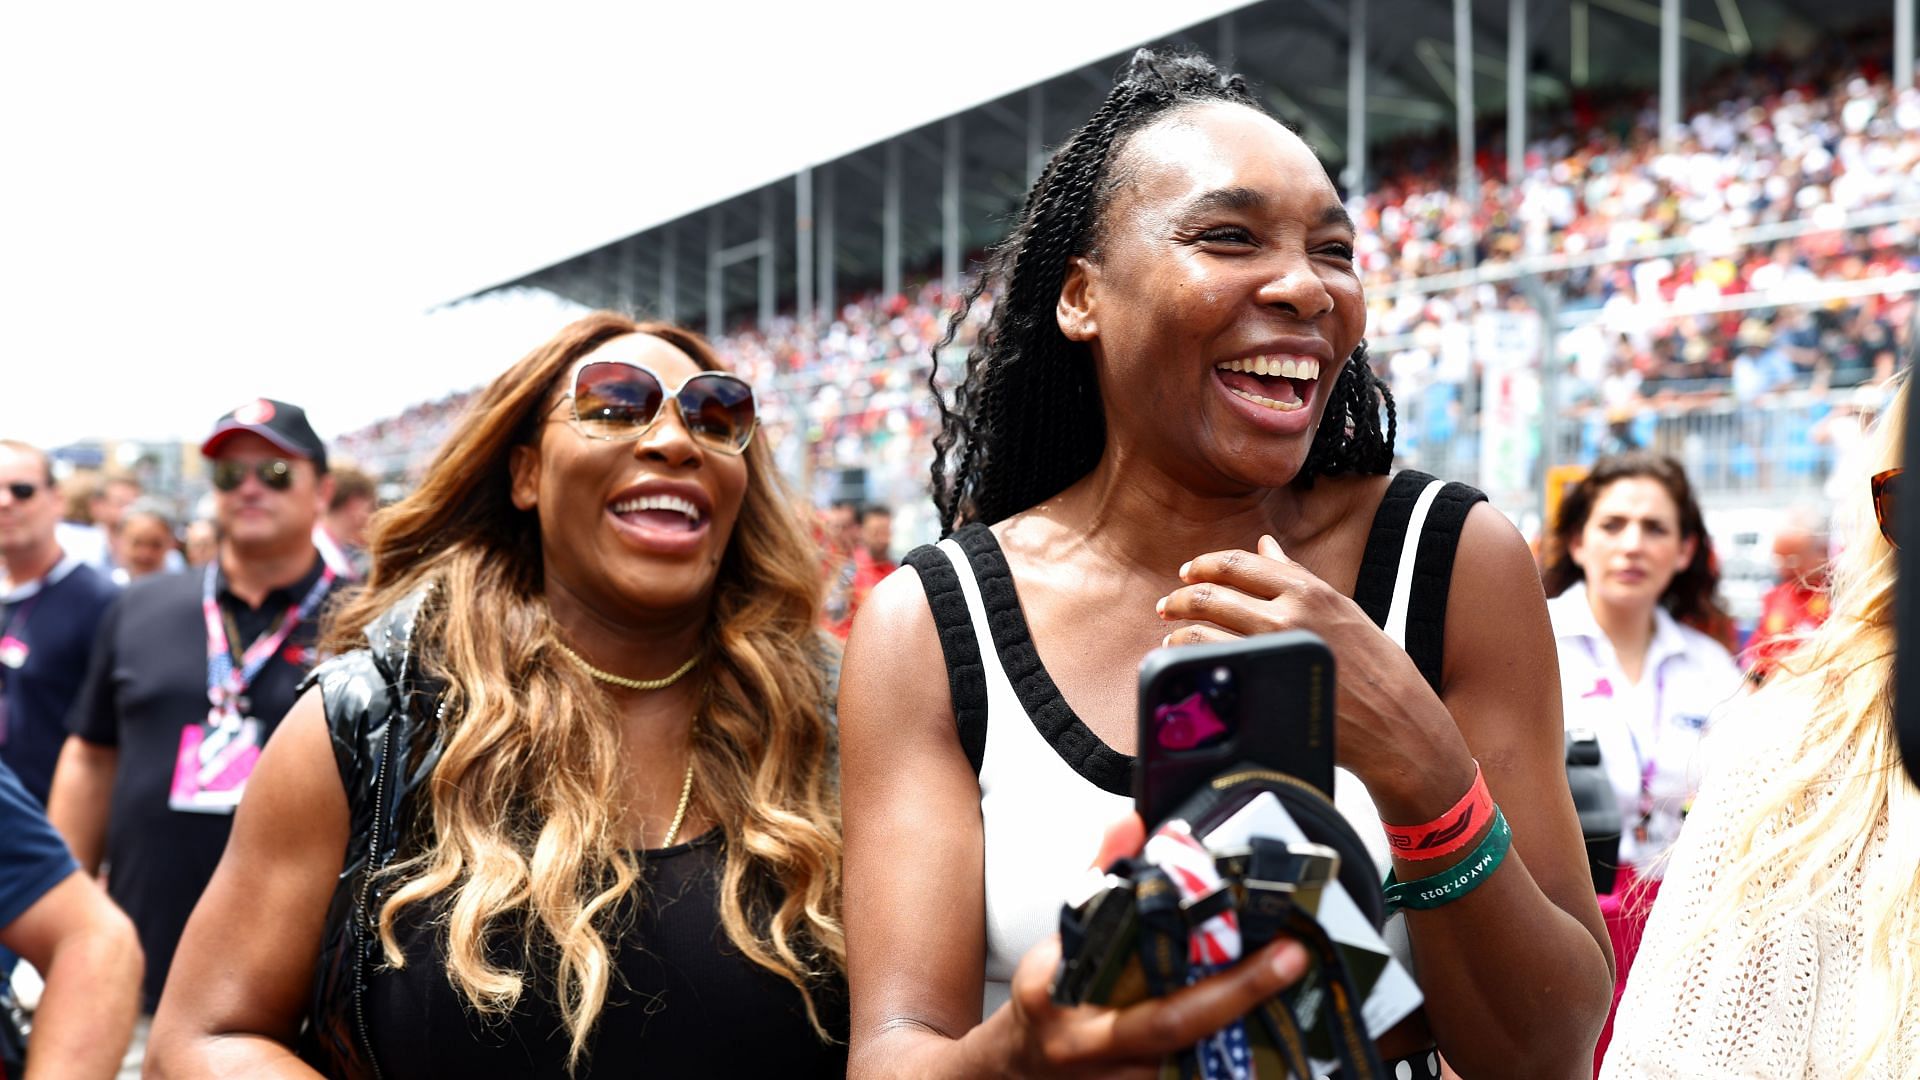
left=555, top=641, right=702, bottom=690
left=555, top=638, right=699, bottom=846
left=660, top=756, right=695, bottom=848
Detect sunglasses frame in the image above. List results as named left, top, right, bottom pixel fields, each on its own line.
left=1872, top=467, right=1900, bottom=549
left=555, top=359, right=759, bottom=456
left=4, top=481, right=38, bottom=502
left=211, top=458, right=296, bottom=493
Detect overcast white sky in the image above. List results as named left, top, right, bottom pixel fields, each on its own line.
left=0, top=0, right=1252, bottom=449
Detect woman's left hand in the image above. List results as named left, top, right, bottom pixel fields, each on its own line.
left=1154, top=535, right=1461, bottom=788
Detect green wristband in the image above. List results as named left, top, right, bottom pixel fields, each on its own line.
left=1381, top=806, right=1512, bottom=914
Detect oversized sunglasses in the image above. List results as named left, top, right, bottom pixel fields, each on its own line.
left=212, top=458, right=295, bottom=492
left=556, top=360, right=758, bottom=455
left=1873, top=467, right=1900, bottom=549
left=4, top=481, right=37, bottom=501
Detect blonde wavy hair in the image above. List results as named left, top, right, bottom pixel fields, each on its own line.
left=1688, top=377, right=1915, bottom=1071
left=323, top=313, right=843, bottom=1070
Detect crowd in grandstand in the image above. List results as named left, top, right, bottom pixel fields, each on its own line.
left=1385, top=38, right=1910, bottom=404
left=337, top=32, right=1915, bottom=526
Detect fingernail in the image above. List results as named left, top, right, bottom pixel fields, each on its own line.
left=1155, top=596, right=1167, bottom=616
left=1162, top=634, right=1172, bottom=647
left=1177, top=561, right=1192, bottom=579
left=1269, top=941, right=1305, bottom=980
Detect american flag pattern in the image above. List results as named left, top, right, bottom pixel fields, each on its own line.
left=1144, top=824, right=1253, bottom=1080
left=1143, top=824, right=1242, bottom=965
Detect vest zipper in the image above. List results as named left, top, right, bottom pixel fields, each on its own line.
left=353, top=712, right=395, bottom=1080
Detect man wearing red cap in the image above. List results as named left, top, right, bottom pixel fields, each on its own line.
left=47, top=399, right=337, bottom=1071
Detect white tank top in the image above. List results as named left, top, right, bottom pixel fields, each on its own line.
left=906, top=473, right=1476, bottom=1017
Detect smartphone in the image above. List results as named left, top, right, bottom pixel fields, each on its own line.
left=1134, top=631, right=1336, bottom=829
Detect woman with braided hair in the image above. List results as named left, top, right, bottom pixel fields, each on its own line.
left=840, top=48, right=1612, bottom=1077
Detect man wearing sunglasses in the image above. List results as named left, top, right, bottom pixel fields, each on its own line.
left=0, top=441, right=120, bottom=807
left=47, top=399, right=337, bottom=1067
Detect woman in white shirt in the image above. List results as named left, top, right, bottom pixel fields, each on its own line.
left=1539, top=451, right=1744, bottom=1070
left=1605, top=379, right=1913, bottom=1079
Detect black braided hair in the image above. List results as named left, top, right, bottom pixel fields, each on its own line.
left=926, top=47, right=1396, bottom=534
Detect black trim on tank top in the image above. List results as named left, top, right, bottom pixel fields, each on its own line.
left=1405, top=482, right=1486, bottom=692
left=1349, top=471, right=1487, bottom=697
left=951, top=524, right=1133, bottom=797
left=904, top=543, right=990, bottom=773
left=1352, top=470, right=1436, bottom=634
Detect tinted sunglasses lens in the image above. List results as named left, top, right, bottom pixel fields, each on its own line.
left=678, top=374, right=757, bottom=453
left=1876, top=470, right=1899, bottom=548
left=6, top=482, right=35, bottom=500
left=213, top=460, right=294, bottom=492
left=574, top=362, right=665, bottom=438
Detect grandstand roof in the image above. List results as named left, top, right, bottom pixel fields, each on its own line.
left=469, top=0, right=1898, bottom=322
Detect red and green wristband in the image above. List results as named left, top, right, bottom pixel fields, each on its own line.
left=1381, top=761, right=1493, bottom=862
left=1382, top=806, right=1512, bottom=914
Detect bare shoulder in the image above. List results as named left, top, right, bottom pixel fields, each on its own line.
left=1440, top=502, right=1563, bottom=742
left=1452, top=501, right=1544, bottom=592
left=245, top=689, right=352, bottom=840
left=842, top=561, right=956, bottom=740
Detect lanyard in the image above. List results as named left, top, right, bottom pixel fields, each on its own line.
left=0, top=555, right=81, bottom=670
left=202, top=562, right=335, bottom=714
left=0, top=595, right=39, bottom=672
left=2, top=595, right=41, bottom=646
left=1578, top=636, right=1668, bottom=803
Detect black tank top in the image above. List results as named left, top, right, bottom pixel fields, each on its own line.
left=360, top=828, right=848, bottom=1078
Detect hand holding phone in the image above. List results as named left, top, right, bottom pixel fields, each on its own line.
left=1134, top=631, right=1336, bottom=829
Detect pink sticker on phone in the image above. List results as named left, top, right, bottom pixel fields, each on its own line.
left=1153, top=691, right=1229, bottom=750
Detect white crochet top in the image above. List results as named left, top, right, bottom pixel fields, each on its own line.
left=1601, top=687, right=1912, bottom=1079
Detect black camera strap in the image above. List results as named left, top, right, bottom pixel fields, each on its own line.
left=1134, top=869, right=1205, bottom=1079
left=1235, top=840, right=1386, bottom=1080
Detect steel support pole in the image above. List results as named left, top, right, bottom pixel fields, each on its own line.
left=818, top=165, right=836, bottom=323
left=616, top=243, right=634, bottom=314
left=1521, top=274, right=1563, bottom=526
left=1343, top=0, right=1368, bottom=196
left=1027, top=84, right=1045, bottom=187
left=883, top=141, right=902, bottom=299
left=942, top=117, right=961, bottom=295
left=796, top=167, right=814, bottom=329
left=1898, top=0, right=1915, bottom=90
left=1509, top=0, right=1527, bottom=182
left=661, top=227, right=677, bottom=323
left=707, top=210, right=722, bottom=341
left=1217, top=11, right=1237, bottom=68
left=758, top=188, right=775, bottom=332
left=1661, top=0, right=1682, bottom=145
left=1455, top=0, right=1477, bottom=270
left=1572, top=1, right=1590, bottom=87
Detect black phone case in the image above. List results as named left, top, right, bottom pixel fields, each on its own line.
left=1135, top=631, right=1337, bottom=829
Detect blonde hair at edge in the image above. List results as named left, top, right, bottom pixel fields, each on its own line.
left=1685, top=376, right=1914, bottom=1070
left=322, top=313, right=843, bottom=1070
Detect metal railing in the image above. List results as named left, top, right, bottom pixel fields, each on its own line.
left=1370, top=202, right=1919, bottom=516
left=1394, top=388, right=1878, bottom=511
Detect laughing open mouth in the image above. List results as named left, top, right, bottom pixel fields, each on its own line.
left=609, top=493, right=705, bottom=533
left=1213, top=356, right=1322, bottom=412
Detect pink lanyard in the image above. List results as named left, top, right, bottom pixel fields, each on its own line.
left=201, top=563, right=335, bottom=716
left=1, top=557, right=78, bottom=666
left=1579, top=637, right=1667, bottom=815
left=0, top=595, right=41, bottom=662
